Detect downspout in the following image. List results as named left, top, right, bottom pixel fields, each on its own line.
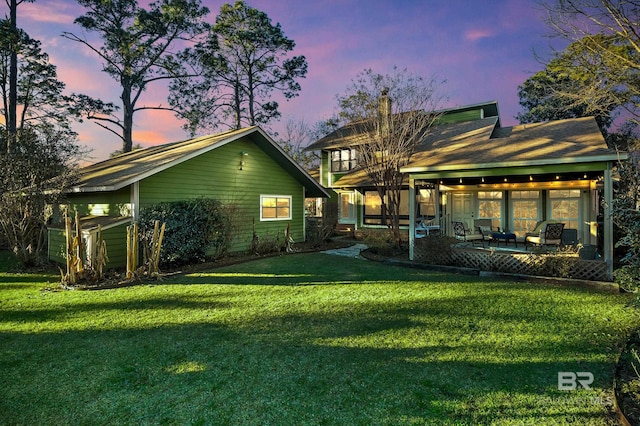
left=302, top=187, right=306, bottom=242
left=604, top=163, right=614, bottom=280
left=409, top=176, right=415, bottom=261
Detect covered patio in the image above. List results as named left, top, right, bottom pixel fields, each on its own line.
left=405, top=117, right=626, bottom=280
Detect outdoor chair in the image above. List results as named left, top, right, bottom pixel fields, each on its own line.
left=474, top=219, right=498, bottom=245
left=525, top=222, right=565, bottom=248
left=561, top=228, right=579, bottom=246
left=452, top=221, right=485, bottom=246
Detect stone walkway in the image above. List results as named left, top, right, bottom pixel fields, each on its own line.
left=321, top=243, right=368, bottom=259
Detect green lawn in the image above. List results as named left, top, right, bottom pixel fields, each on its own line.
left=1, top=251, right=638, bottom=425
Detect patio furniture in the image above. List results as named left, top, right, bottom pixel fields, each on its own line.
left=415, top=218, right=440, bottom=238
left=525, top=222, right=565, bottom=248
left=561, top=228, right=578, bottom=246
left=474, top=219, right=498, bottom=245
left=491, top=231, right=517, bottom=247
left=452, top=221, right=485, bottom=246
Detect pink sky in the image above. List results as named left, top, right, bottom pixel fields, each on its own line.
left=9, top=0, right=563, bottom=162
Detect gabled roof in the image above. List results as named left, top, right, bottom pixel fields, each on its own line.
left=403, top=116, right=622, bottom=173
left=70, top=126, right=330, bottom=198
left=306, top=100, right=501, bottom=152
left=329, top=116, right=624, bottom=187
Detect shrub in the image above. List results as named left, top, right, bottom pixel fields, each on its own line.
left=612, top=147, right=640, bottom=290
left=615, top=265, right=640, bottom=292
left=138, top=198, right=233, bottom=266
left=305, top=218, right=335, bottom=247
left=359, top=228, right=398, bottom=255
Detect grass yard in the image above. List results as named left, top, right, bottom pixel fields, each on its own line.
left=1, top=251, right=639, bottom=425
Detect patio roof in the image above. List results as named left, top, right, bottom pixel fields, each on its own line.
left=330, top=116, right=622, bottom=187
left=402, top=116, right=623, bottom=174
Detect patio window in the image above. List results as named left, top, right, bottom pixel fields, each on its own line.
left=260, top=195, right=291, bottom=221
left=418, top=188, right=436, bottom=218
left=331, top=149, right=358, bottom=172
left=363, top=190, right=410, bottom=225
left=511, top=190, right=541, bottom=235
left=549, top=189, right=581, bottom=230
left=478, top=191, right=502, bottom=229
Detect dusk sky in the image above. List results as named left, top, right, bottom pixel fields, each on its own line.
left=10, top=0, right=566, bottom=162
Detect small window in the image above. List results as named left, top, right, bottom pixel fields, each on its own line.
left=261, top=195, right=291, bottom=221
left=331, top=149, right=357, bottom=172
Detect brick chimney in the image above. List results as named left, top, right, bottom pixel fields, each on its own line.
left=378, top=87, right=392, bottom=137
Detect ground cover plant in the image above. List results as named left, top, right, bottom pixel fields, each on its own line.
left=1, top=250, right=639, bottom=425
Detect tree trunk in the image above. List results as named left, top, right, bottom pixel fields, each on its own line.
left=233, top=83, right=242, bottom=129
left=248, top=69, right=255, bottom=125
left=7, top=0, right=18, bottom=154
left=121, top=87, right=133, bottom=152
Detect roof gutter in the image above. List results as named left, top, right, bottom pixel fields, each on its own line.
left=401, top=152, right=628, bottom=174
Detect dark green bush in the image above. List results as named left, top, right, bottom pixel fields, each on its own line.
left=138, top=198, right=233, bottom=265
left=615, top=265, right=640, bottom=292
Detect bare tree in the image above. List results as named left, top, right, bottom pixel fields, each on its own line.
left=276, top=118, right=325, bottom=171
left=337, top=67, right=446, bottom=246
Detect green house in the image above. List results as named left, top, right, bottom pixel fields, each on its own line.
left=306, top=100, right=625, bottom=279
left=48, top=126, right=329, bottom=268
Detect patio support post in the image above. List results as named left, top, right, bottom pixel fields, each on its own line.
left=604, top=163, right=614, bottom=280
left=409, top=176, right=416, bottom=261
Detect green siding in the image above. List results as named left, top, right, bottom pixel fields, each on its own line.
left=321, top=151, right=330, bottom=186
left=47, top=223, right=128, bottom=270
left=100, top=224, right=128, bottom=269
left=48, top=229, right=67, bottom=264
left=139, top=137, right=306, bottom=253
left=439, top=108, right=483, bottom=124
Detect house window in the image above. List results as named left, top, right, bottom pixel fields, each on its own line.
left=418, top=188, right=436, bottom=218
left=549, top=189, right=581, bottom=230
left=260, top=195, right=291, bottom=221
left=478, top=191, right=502, bottom=230
left=363, top=190, right=410, bottom=226
left=331, top=149, right=357, bottom=172
left=305, top=198, right=323, bottom=217
left=511, top=190, right=540, bottom=235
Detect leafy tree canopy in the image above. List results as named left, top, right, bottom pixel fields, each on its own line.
left=169, top=0, right=308, bottom=133
left=63, top=0, right=210, bottom=153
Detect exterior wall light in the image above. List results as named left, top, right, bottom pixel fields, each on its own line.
left=239, top=151, right=249, bottom=170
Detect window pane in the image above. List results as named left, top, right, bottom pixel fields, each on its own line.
left=263, top=197, right=276, bottom=208
left=262, top=207, right=276, bottom=218
left=479, top=200, right=501, bottom=219
left=331, top=151, right=340, bottom=172
left=277, top=207, right=290, bottom=218
left=478, top=191, right=502, bottom=199
left=399, top=190, right=409, bottom=216
left=418, top=189, right=436, bottom=217
left=549, top=189, right=580, bottom=229
left=340, top=194, right=352, bottom=219
left=364, top=191, right=381, bottom=215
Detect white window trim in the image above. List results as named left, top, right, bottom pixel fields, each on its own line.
left=260, top=195, right=292, bottom=221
